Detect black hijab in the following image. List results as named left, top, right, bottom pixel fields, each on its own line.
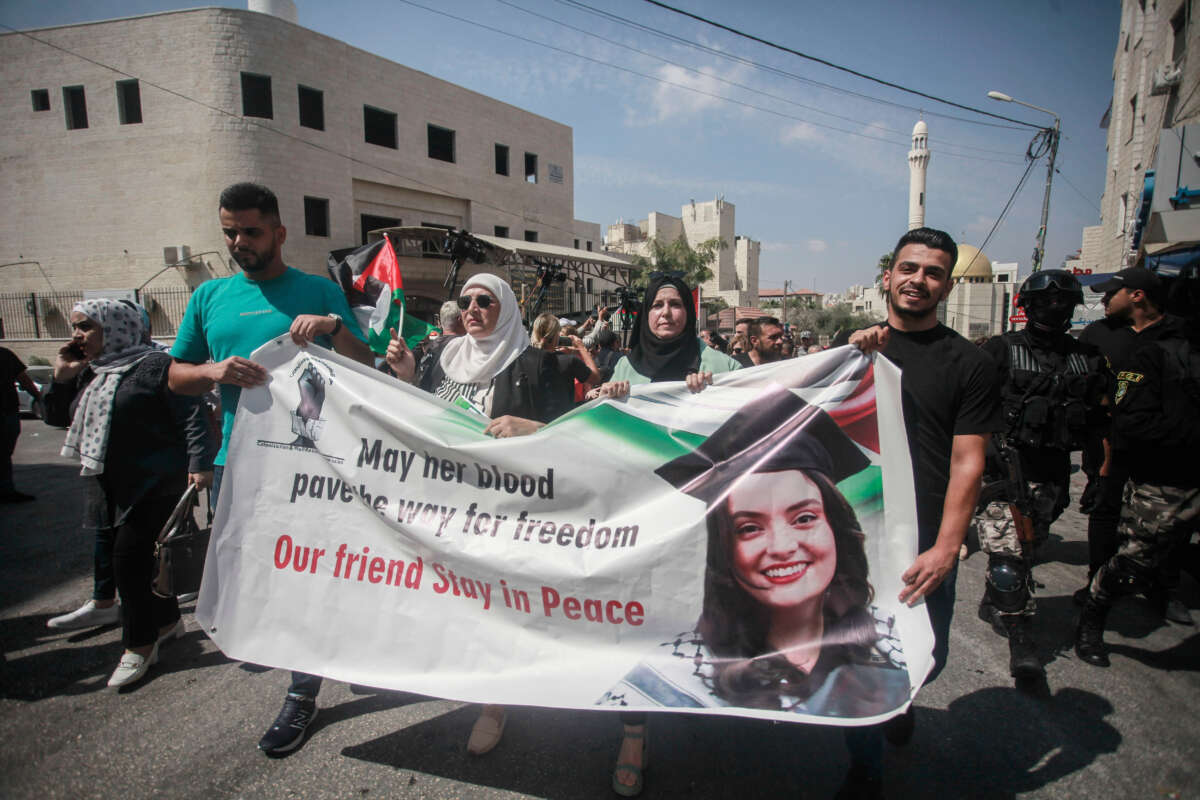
left=626, top=274, right=702, bottom=381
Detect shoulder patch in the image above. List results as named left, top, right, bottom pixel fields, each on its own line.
left=1115, top=381, right=1128, bottom=405
left=1115, top=371, right=1145, bottom=383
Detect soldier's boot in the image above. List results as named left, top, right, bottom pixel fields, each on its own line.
left=1002, top=615, right=1043, bottom=679
left=977, top=594, right=1007, bottom=638
left=1074, top=598, right=1111, bottom=667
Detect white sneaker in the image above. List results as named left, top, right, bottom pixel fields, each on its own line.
left=107, top=643, right=158, bottom=689
left=157, top=619, right=185, bottom=644
left=47, top=600, right=120, bottom=630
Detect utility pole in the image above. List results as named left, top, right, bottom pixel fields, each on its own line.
left=782, top=280, right=790, bottom=328
left=1033, top=121, right=1060, bottom=272
left=987, top=91, right=1060, bottom=272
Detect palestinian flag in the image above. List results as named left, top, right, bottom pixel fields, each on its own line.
left=327, top=235, right=436, bottom=353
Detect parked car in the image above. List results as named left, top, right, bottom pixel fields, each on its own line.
left=16, top=365, right=52, bottom=420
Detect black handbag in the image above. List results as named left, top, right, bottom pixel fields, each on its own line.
left=152, top=485, right=212, bottom=599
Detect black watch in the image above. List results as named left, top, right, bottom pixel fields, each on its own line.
left=327, top=313, right=343, bottom=336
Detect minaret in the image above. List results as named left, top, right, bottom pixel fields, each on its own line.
left=908, top=119, right=930, bottom=230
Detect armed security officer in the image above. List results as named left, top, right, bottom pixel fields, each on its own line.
left=1076, top=268, right=1200, bottom=666
left=974, top=269, right=1098, bottom=679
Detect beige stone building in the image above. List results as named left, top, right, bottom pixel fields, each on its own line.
left=604, top=197, right=760, bottom=308
left=0, top=3, right=615, bottom=354
left=1099, top=0, right=1200, bottom=270
left=938, top=245, right=1020, bottom=340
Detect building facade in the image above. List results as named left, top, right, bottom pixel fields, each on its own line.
left=1, top=4, right=610, bottom=353
left=1099, top=0, right=1200, bottom=270
left=939, top=245, right=1020, bottom=340
left=604, top=197, right=760, bottom=308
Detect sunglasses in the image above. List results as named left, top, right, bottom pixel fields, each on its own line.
left=649, top=269, right=685, bottom=280
left=457, top=294, right=495, bottom=310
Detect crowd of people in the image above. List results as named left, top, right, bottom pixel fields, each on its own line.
left=15, top=182, right=1197, bottom=800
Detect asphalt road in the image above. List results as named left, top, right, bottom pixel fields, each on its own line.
left=2, top=417, right=1198, bottom=800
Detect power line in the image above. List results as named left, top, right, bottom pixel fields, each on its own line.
left=961, top=150, right=1042, bottom=274
left=1055, top=170, right=1103, bottom=215
left=642, top=0, right=1043, bottom=130
left=556, top=0, right=1032, bottom=132
left=494, top=0, right=1027, bottom=159
left=390, top=0, right=1025, bottom=165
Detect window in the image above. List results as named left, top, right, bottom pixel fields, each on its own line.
left=574, top=239, right=580, bottom=249
left=524, top=152, right=538, bottom=183
left=586, top=241, right=593, bottom=252
left=360, top=213, right=400, bottom=245
left=494, top=225, right=509, bottom=238
left=298, top=85, right=324, bottom=130
left=1127, top=94, right=1138, bottom=142
left=1173, top=3, right=1190, bottom=62
left=427, top=124, right=455, bottom=162
left=116, top=79, right=142, bottom=124
left=62, top=85, right=88, bottom=130
left=548, top=163, right=564, bottom=184
left=364, top=105, right=397, bottom=148
left=524, top=230, right=538, bottom=243
left=240, top=73, right=272, bottom=118
left=304, top=197, right=329, bottom=237
left=495, top=144, right=509, bottom=175
left=30, top=89, right=49, bottom=111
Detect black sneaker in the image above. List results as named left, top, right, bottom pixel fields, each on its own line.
left=258, top=693, right=318, bottom=756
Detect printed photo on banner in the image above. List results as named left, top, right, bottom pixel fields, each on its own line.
left=597, top=384, right=908, bottom=719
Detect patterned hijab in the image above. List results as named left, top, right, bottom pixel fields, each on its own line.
left=438, top=274, right=529, bottom=385
left=60, top=299, right=155, bottom=475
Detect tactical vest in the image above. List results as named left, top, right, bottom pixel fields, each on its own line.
left=1002, top=332, right=1091, bottom=450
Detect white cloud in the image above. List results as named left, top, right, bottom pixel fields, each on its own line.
left=574, top=155, right=798, bottom=198
left=780, top=122, right=822, bottom=145
left=806, top=239, right=829, bottom=253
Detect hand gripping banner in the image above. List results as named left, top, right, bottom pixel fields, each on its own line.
left=197, top=339, right=932, bottom=726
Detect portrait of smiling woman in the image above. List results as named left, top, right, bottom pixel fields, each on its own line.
left=599, top=386, right=909, bottom=719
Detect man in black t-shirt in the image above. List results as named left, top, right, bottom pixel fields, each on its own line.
left=845, top=228, right=1000, bottom=799
left=1, top=346, right=42, bottom=503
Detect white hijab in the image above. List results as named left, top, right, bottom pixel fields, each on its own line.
left=438, top=273, right=529, bottom=385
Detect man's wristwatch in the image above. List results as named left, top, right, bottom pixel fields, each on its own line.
left=327, top=313, right=343, bottom=336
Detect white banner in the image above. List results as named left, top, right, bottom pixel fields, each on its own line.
left=197, top=338, right=932, bottom=726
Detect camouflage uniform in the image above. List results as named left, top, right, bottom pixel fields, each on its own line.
left=972, top=483, right=1053, bottom=617
left=1088, top=481, right=1200, bottom=604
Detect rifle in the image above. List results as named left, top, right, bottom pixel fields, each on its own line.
left=978, top=442, right=1036, bottom=544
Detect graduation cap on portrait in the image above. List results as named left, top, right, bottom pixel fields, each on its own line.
left=654, top=384, right=870, bottom=506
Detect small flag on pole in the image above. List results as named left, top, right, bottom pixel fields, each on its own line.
left=327, top=234, right=435, bottom=353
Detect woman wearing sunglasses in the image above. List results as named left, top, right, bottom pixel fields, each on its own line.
left=384, top=272, right=568, bottom=752
left=595, top=272, right=741, bottom=795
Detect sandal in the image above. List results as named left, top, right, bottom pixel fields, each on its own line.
left=612, top=724, right=648, bottom=797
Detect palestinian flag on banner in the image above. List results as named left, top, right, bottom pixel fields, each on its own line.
left=327, top=235, right=436, bottom=353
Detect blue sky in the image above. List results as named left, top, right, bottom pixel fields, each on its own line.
left=1, top=0, right=1120, bottom=293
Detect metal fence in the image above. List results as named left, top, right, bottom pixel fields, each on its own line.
left=0, top=288, right=193, bottom=340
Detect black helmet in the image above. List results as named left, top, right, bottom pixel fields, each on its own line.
left=1016, top=269, right=1084, bottom=309
left=1017, top=269, right=1083, bottom=333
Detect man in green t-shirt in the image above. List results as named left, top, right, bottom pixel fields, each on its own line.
left=170, top=182, right=372, bottom=757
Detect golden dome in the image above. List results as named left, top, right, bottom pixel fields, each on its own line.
left=953, top=244, right=993, bottom=279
